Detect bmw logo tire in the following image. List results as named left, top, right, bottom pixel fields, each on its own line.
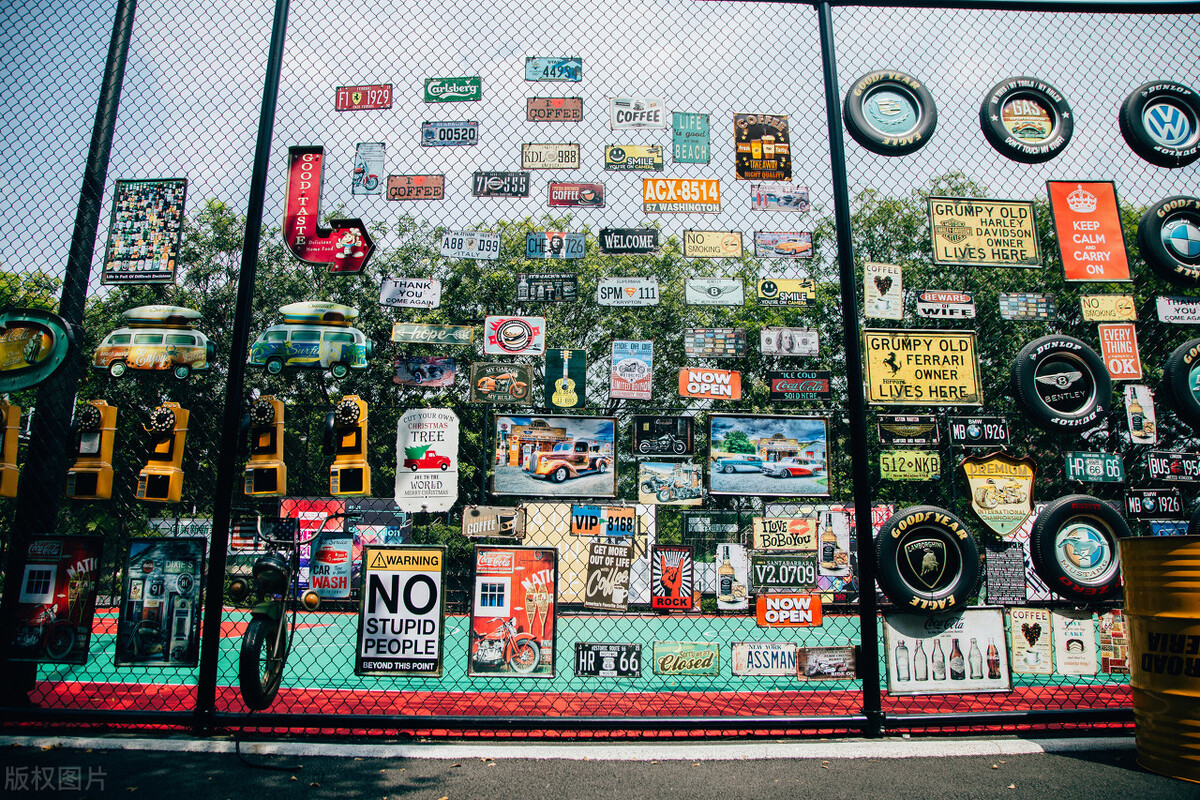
left=1030, top=495, right=1129, bottom=603
left=1161, top=338, right=1200, bottom=431
left=1119, top=81, right=1200, bottom=168
left=1137, top=196, right=1200, bottom=286
left=1011, top=335, right=1110, bottom=434
left=980, top=77, right=1073, bottom=163
left=843, top=70, right=937, bottom=156
left=875, top=506, right=981, bottom=614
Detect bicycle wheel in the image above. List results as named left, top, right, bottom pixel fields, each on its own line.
left=239, top=616, right=288, bottom=710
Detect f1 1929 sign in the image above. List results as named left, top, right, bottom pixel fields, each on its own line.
left=336, top=84, right=392, bottom=111
left=574, top=643, right=641, bottom=677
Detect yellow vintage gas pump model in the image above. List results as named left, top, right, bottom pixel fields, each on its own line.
left=65, top=400, right=117, bottom=500
left=243, top=395, right=286, bottom=496
left=136, top=402, right=188, bottom=503
left=326, top=395, right=370, bottom=496
left=0, top=404, right=20, bottom=497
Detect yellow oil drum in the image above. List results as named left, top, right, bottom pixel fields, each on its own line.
left=1120, top=535, right=1200, bottom=784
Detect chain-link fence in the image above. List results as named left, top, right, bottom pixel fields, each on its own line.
left=1, top=0, right=1197, bottom=736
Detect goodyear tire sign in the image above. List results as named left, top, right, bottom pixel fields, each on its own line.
left=865, top=330, right=982, bottom=406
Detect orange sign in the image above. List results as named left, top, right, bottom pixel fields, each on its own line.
left=677, top=368, right=741, bottom=400
left=755, top=594, right=823, bottom=626
left=1048, top=181, right=1131, bottom=282
left=1098, top=323, right=1143, bottom=380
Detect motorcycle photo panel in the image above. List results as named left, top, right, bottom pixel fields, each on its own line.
left=10, top=536, right=103, bottom=665
left=469, top=546, right=557, bottom=677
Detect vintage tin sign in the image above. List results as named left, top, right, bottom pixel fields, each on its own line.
left=355, top=546, right=445, bottom=677
left=0, top=308, right=73, bottom=392
left=525, top=57, right=581, bottom=82
left=472, top=171, right=530, bottom=197
left=684, top=327, right=746, bottom=358
left=575, top=643, right=640, bottom=676
left=715, top=542, right=749, bottom=611
left=386, top=174, right=443, bottom=201
left=755, top=595, right=823, bottom=627
left=380, top=277, right=442, bottom=310
left=548, top=182, right=604, bottom=207
left=101, top=178, right=187, bottom=285
left=596, top=277, right=660, bottom=305
left=999, top=293, right=1056, bottom=320
left=754, top=231, right=813, bottom=259
left=605, top=145, right=664, bottom=171
left=395, top=409, right=459, bottom=513
left=685, top=277, right=744, bottom=305
left=749, top=553, right=819, bottom=592
left=651, top=545, right=694, bottom=611
left=797, top=646, right=856, bottom=680
left=424, top=76, right=481, bottom=102
left=572, top=505, right=637, bottom=538
left=751, top=182, right=809, bottom=212
left=336, top=84, right=391, bottom=111
left=462, top=505, right=525, bottom=538
left=632, top=416, right=694, bottom=457
left=470, top=363, right=533, bottom=403
left=1065, top=451, right=1125, bottom=483
left=1048, top=181, right=1131, bottom=282
left=599, top=228, right=659, bottom=255
left=864, top=330, right=982, bottom=406
left=642, top=178, right=721, bottom=213
left=352, top=142, right=384, bottom=196
left=527, top=96, right=581, bottom=121
left=682, top=232, right=743, bottom=260
left=393, top=356, right=455, bottom=388
left=678, top=368, right=741, bottom=400
left=611, top=340, right=653, bottom=400
left=732, top=642, right=797, bottom=676
left=889, top=609, right=1012, bottom=693
left=492, top=415, right=618, bottom=498
left=1009, top=608, right=1053, bottom=677
left=761, top=327, right=818, bottom=357
left=468, top=546, right=557, bottom=677
left=948, top=417, right=1010, bottom=447
left=865, top=262, right=903, bottom=319
left=546, top=348, right=586, bottom=409
left=391, top=323, right=475, bottom=345
left=484, top=316, right=545, bottom=355
left=283, top=148, right=374, bottom=274
left=1081, top=294, right=1137, bottom=321
left=877, top=415, right=940, bottom=446
left=1098, top=323, right=1143, bottom=380
left=984, top=541, right=1028, bottom=606
left=916, top=291, right=976, bottom=319
left=525, top=232, right=585, bottom=259
left=768, top=370, right=832, bottom=401
left=1156, top=296, right=1200, bottom=324
left=637, top=462, right=702, bottom=505
left=440, top=230, right=501, bottom=260
left=682, top=511, right=745, bottom=548
left=583, top=541, right=633, bottom=611
left=758, top=278, right=816, bottom=307
left=672, top=112, right=710, bottom=163
left=116, top=537, right=205, bottom=666
left=9, top=536, right=103, bottom=665
left=1148, top=451, right=1200, bottom=482
left=961, top=451, right=1035, bottom=535
left=522, top=143, right=580, bottom=169
left=751, top=516, right=817, bottom=550
left=652, top=642, right=718, bottom=675
left=880, top=451, right=942, bottom=481
left=1125, top=384, right=1157, bottom=445
left=610, top=97, right=667, bottom=129
left=1052, top=609, right=1098, bottom=675
left=734, top=113, right=791, bottom=180
left=709, top=414, right=829, bottom=498
left=421, top=120, right=478, bottom=147
left=1126, top=488, right=1183, bottom=520
left=928, top=197, right=1041, bottom=267
left=517, top=273, right=578, bottom=302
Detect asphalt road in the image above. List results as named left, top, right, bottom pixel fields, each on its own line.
left=708, top=469, right=827, bottom=497
left=493, top=464, right=616, bottom=498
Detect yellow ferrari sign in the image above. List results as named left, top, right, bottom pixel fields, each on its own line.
left=864, top=330, right=982, bottom=406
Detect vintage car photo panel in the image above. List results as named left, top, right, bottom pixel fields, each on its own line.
left=708, top=414, right=829, bottom=497
left=493, top=416, right=618, bottom=498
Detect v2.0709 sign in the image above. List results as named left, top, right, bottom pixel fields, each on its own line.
left=356, top=546, right=445, bottom=676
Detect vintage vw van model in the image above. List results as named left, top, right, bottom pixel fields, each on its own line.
left=93, top=305, right=213, bottom=379
left=249, top=301, right=372, bottom=378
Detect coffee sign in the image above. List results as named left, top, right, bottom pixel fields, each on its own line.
left=527, top=97, right=582, bottom=121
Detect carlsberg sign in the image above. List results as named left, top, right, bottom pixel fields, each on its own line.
left=424, top=76, right=482, bottom=102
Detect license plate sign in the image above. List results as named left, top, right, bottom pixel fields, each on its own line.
left=1065, top=451, right=1124, bottom=483
left=525, top=57, right=582, bottom=82
left=1148, top=451, right=1200, bottom=482
left=642, top=178, right=721, bottom=213
left=522, top=143, right=580, bottom=169
left=948, top=416, right=1009, bottom=446
left=472, top=171, right=530, bottom=197
left=879, top=451, right=941, bottom=480
left=421, top=121, right=478, bottom=147
left=440, top=230, right=501, bottom=260
left=749, top=553, right=818, bottom=591
left=336, top=84, right=392, bottom=111
left=1126, top=488, right=1183, bottom=519
left=574, top=643, right=641, bottom=677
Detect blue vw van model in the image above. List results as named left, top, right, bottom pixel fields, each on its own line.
left=249, top=302, right=372, bottom=378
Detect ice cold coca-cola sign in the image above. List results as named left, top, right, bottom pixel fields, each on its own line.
left=768, top=370, right=832, bottom=401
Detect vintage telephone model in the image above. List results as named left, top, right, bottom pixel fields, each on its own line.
left=0, top=404, right=19, bottom=498
left=65, top=400, right=117, bottom=500
left=243, top=395, right=286, bottom=496
left=325, top=395, right=370, bottom=496
left=136, top=401, right=188, bottom=503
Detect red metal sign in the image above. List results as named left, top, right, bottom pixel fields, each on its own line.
left=335, top=84, right=392, bottom=111
left=283, top=147, right=375, bottom=273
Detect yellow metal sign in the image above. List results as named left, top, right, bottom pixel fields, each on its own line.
left=928, top=197, right=1041, bottom=267
left=642, top=178, right=721, bottom=213
left=1080, top=294, right=1137, bottom=321
left=864, top=330, right=982, bottom=406
left=961, top=451, right=1035, bottom=535
left=365, top=548, right=443, bottom=571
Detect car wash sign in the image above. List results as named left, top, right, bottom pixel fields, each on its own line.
left=356, top=546, right=445, bottom=676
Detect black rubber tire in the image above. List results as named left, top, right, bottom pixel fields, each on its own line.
left=843, top=70, right=937, bottom=156
left=1162, top=338, right=1200, bottom=430
left=239, top=616, right=288, bottom=711
left=1119, top=81, right=1200, bottom=168
left=875, top=506, right=981, bottom=614
left=1188, top=504, right=1200, bottom=536
left=1030, top=495, right=1130, bottom=603
left=980, top=77, right=1073, bottom=163
left=1011, top=335, right=1110, bottom=434
left=509, top=639, right=540, bottom=674
left=1137, top=196, right=1200, bottom=286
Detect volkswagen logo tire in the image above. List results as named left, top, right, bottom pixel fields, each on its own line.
left=980, top=77, right=1073, bottom=163
left=1011, top=335, right=1110, bottom=434
left=1119, top=81, right=1200, bottom=168
left=1030, top=495, right=1129, bottom=603
left=875, top=506, right=981, bottom=614
left=843, top=70, right=937, bottom=156
left=1137, top=196, right=1200, bottom=286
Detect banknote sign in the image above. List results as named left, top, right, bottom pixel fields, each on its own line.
left=915, top=291, right=976, bottom=319
left=599, top=228, right=659, bottom=255
left=356, top=546, right=444, bottom=676
left=525, top=232, right=585, bottom=259
left=525, top=57, right=582, bottom=82
left=643, top=178, right=721, bottom=213
left=391, top=323, right=474, bottom=345
left=440, top=230, right=501, bottom=260
left=682, top=231, right=743, bottom=259
left=864, top=330, right=982, bottom=406
left=928, top=197, right=1041, bottom=267
left=420, top=120, right=478, bottom=147
left=386, top=174, right=443, bottom=201
left=1065, top=451, right=1125, bottom=483
left=336, top=84, right=391, bottom=111
left=610, top=97, right=667, bottom=129
left=758, top=278, right=816, bottom=307
left=1048, top=181, right=1131, bottom=282
left=605, top=145, right=664, bottom=171
left=472, top=171, right=530, bottom=197
left=999, top=293, right=1056, bottom=320
left=879, top=450, right=942, bottom=480
left=684, top=327, right=746, bottom=357
left=522, top=143, right=580, bottom=169
left=1148, top=451, right=1200, bottom=482
left=548, top=182, right=604, bottom=207
left=424, top=76, right=481, bottom=103
left=1080, top=294, right=1137, bottom=321
left=672, top=112, right=710, bottom=163
left=596, top=277, right=659, bottom=305
left=734, top=113, right=791, bottom=180
left=768, top=370, right=832, bottom=401
left=527, top=97, right=582, bottom=121
left=761, top=327, right=818, bottom=357
left=754, top=231, right=813, bottom=259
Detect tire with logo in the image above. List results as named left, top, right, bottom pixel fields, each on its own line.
left=979, top=77, right=1073, bottom=163
left=1030, top=495, right=1130, bottom=603
left=1011, top=335, right=1111, bottom=433
left=1162, top=338, right=1200, bottom=430
left=843, top=70, right=937, bottom=156
left=1137, top=196, right=1200, bottom=286
left=875, top=506, right=981, bottom=613
left=1119, top=81, right=1200, bottom=168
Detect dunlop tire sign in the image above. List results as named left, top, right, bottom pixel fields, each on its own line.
left=865, top=330, right=982, bottom=406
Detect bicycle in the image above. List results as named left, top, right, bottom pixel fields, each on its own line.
left=227, top=511, right=358, bottom=710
